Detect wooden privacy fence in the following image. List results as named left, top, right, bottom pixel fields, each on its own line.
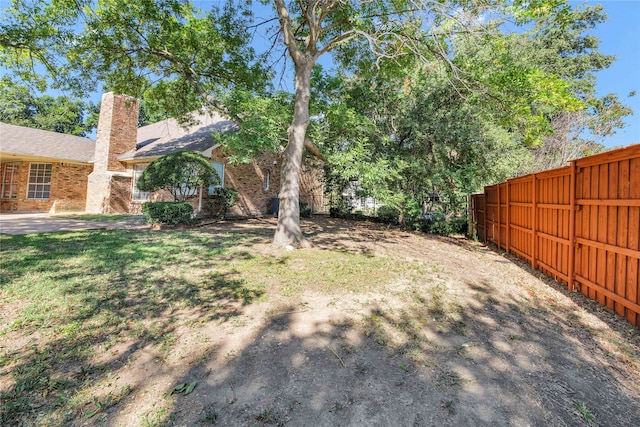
left=469, top=144, right=640, bottom=327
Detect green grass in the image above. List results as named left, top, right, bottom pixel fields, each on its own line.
left=576, top=400, right=595, bottom=423
left=0, top=229, right=257, bottom=425
left=0, top=227, right=428, bottom=425
left=52, top=213, right=140, bottom=222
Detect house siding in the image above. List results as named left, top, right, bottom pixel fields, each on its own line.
left=213, top=150, right=282, bottom=217
left=0, top=161, right=92, bottom=212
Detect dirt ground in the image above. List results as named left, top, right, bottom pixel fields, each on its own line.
left=5, top=216, right=640, bottom=426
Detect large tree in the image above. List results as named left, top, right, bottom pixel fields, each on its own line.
left=254, top=0, right=543, bottom=246
left=0, top=78, right=95, bottom=136
left=522, top=3, right=633, bottom=171
left=1, top=0, right=616, bottom=246
left=315, top=2, right=631, bottom=218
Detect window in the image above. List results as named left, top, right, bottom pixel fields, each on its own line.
left=2, top=163, right=19, bottom=199
left=132, top=164, right=150, bottom=202
left=27, top=163, right=52, bottom=199
left=263, top=170, right=270, bottom=191
left=208, top=161, right=225, bottom=195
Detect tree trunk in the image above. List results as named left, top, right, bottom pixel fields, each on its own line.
left=273, top=57, right=314, bottom=248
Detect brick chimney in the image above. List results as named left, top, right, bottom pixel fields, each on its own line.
left=86, top=93, right=140, bottom=213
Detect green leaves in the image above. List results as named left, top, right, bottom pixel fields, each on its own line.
left=0, top=77, right=95, bottom=136
left=137, top=151, right=219, bottom=202
left=170, top=381, right=197, bottom=395
left=215, top=89, right=292, bottom=163
left=2, top=0, right=268, bottom=118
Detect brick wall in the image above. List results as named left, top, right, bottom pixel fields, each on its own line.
left=87, top=93, right=140, bottom=213
left=0, top=161, right=92, bottom=212
left=93, top=93, right=139, bottom=173
left=202, top=148, right=324, bottom=217
left=213, top=150, right=282, bottom=217
left=107, top=175, right=134, bottom=213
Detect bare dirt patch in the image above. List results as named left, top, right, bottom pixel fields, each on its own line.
left=2, top=216, right=639, bottom=426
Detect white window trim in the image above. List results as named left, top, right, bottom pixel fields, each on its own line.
left=263, top=170, right=270, bottom=192
left=208, top=161, right=225, bottom=195
left=26, top=163, right=52, bottom=200
left=2, top=163, right=19, bottom=199
left=132, top=163, right=150, bottom=202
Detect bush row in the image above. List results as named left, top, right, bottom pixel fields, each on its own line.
left=141, top=202, right=194, bottom=225
left=329, top=207, right=467, bottom=236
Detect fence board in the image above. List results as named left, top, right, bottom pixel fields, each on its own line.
left=469, top=143, right=640, bottom=327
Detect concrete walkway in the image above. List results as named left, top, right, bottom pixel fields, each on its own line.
left=0, top=213, right=145, bottom=235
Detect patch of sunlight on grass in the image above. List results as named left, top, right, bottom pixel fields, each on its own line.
left=233, top=249, right=413, bottom=296
left=0, top=227, right=428, bottom=425
left=0, top=229, right=264, bottom=424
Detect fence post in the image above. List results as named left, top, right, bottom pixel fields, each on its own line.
left=483, top=187, right=487, bottom=244
left=506, top=180, right=510, bottom=254
left=532, top=174, right=537, bottom=269
left=568, top=161, right=577, bottom=290
left=497, top=184, right=501, bottom=250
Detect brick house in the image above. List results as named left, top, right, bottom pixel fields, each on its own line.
left=0, top=92, right=324, bottom=216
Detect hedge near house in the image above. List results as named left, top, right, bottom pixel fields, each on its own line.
left=141, top=202, right=193, bottom=225
left=137, top=151, right=219, bottom=202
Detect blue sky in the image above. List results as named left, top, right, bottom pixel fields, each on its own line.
left=568, top=0, right=640, bottom=147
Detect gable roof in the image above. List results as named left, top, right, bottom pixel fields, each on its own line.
left=118, top=110, right=237, bottom=161
left=0, top=122, right=95, bottom=163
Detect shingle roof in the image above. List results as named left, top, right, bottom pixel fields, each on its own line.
left=0, top=122, right=95, bottom=163
left=118, top=110, right=237, bottom=161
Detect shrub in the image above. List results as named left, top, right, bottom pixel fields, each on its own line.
left=449, top=217, right=468, bottom=235
left=141, top=202, right=194, bottom=225
left=328, top=194, right=351, bottom=218
left=137, top=151, right=218, bottom=202
left=207, top=187, right=240, bottom=218
left=414, top=213, right=467, bottom=235
left=299, top=201, right=312, bottom=218
left=329, top=207, right=343, bottom=218
left=376, top=205, right=399, bottom=224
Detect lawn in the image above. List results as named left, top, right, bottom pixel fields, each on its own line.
left=51, top=213, right=141, bottom=222
left=1, top=217, right=639, bottom=426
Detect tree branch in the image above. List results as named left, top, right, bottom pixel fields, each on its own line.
left=304, top=137, right=325, bottom=161
left=274, top=0, right=302, bottom=63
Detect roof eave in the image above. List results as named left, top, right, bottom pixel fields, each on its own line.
left=0, top=152, right=94, bottom=165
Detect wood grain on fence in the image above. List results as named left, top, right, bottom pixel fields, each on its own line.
left=469, top=144, right=640, bottom=326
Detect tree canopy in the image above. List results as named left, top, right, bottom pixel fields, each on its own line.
left=0, top=0, right=632, bottom=243
left=0, top=78, right=95, bottom=136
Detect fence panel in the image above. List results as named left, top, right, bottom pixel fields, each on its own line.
left=485, top=185, right=499, bottom=245
left=469, top=193, right=485, bottom=242
left=573, top=150, right=640, bottom=325
left=535, top=168, right=571, bottom=283
left=507, top=176, right=534, bottom=265
left=469, top=144, right=640, bottom=327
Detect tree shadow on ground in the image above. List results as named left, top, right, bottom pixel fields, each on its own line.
left=155, top=276, right=639, bottom=426
left=485, top=240, right=640, bottom=337
left=0, top=228, right=265, bottom=425
left=2, top=219, right=639, bottom=426
left=303, top=217, right=426, bottom=256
